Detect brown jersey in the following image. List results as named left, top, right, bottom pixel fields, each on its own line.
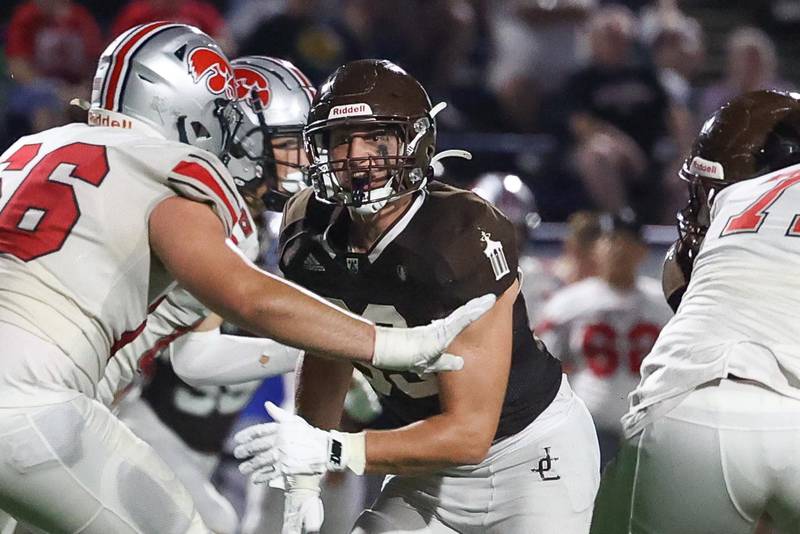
left=280, top=182, right=562, bottom=440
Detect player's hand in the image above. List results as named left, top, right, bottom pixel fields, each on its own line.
left=371, top=293, right=496, bottom=374
left=282, top=475, right=324, bottom=534
left=234, top=402, right=363, bottom=481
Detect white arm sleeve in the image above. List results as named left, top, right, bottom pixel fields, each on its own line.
left=170, top=327, right=302, bottom=387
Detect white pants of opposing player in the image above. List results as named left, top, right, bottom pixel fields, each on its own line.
left=353, top=375, right=601, bottom=534
left=591, top=378, right=800, bottom=534
left=117, top=397, right=239, bottom=534
left=0, top=323, right=208, bottom=534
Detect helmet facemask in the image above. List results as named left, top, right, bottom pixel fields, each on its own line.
left=229, top=84, right=310, bottom=212
left=305, top=117, right=433, bottom=215
left=178, top=97, right=243, bottom=163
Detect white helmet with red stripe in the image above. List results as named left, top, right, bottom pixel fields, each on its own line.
left=90, top=22, right=242, bottom=160
left=228, top=56, right=316, bottom=211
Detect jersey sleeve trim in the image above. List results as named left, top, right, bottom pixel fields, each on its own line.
left=168, top=155, right=240, bottom=234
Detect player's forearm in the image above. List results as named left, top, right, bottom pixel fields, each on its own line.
left=220, top=269, right=376, bottom=364
left=363, top=414, right=494, bottom=475
left=295, top=353, right=353, bottom=430
left=170, top=328, right=302, bottom=386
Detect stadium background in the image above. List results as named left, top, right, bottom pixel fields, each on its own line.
left=1, top=0, right=794, bottom=529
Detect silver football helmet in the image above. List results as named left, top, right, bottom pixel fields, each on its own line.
left=228, top=56, right=316, bottom=211
left=90, top=22, right=241, bottom=160
left=472, top=173, right=541, bottom=240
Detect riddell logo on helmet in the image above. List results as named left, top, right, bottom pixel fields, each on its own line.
left=188, top=47, right=235, bottom=99
left=88, top=111, right=132, bottom=129
left=689, top=156, right=725, bottom=180
left=328, top=103, right=373, bottom=119
left=234, top=67, right=271, bottom=110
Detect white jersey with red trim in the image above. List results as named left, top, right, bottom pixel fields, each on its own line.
left=0, top=120, right=244, bottom=404
left=537, top=276, right=672, bottom=432
left=96, top=207, right=258, bottom=406
left=624, top=163, right=800, bottom=436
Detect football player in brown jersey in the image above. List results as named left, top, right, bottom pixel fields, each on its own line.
left=233, top=59, right=601, bottom=534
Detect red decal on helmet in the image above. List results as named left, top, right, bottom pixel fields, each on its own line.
left=188, top=47, right=235, bottom=99
left=234, top=66, right=271, bottom=110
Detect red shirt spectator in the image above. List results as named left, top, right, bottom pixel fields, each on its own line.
left=6, top=0, right=103, bottom=84
left=110, top=0, right=226, bottom=41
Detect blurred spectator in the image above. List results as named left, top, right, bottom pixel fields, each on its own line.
left=7, top=0, right=103, bottom=86
left=699, top=26, right=793, bottom=120
left=488, top=0, right=596, bottom=132
left=340, top=0, right=500, bottom=131
left=5, top=0, right=103, bottom=143
left=110, top=0, right=232, bottom=52
left=237, top=0, right=362, bottom=85
left=559, top=5, right=684, bottom=221
left=641, top=7, right=705, bottom=109
left=225, top=0, right=286, bottom=46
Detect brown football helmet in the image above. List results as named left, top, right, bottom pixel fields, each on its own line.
left=304, top=59, right=437, bottom=212
left=677, top=90, right=800, bottom=249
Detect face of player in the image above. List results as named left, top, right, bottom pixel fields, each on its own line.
left=328, top=126, right=402, bottom=193
left=595, top=231, right=646, bottom=287
left=271, top=135, right=308, bottom=192
left=239, top=136, right=308, bottom=217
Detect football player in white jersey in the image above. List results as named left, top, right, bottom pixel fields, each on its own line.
left=591, top=90, right=800, bottom=534
left=0, top=25, right=492, bottom=534
left=536, top=211, right=673, bottom=465
left=92, top=56, right=316, bottom=534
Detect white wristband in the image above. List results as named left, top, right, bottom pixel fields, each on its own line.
left=329, top=431, right=366, bottom=476
left=285, top=474, right=323, bottom=493
left=372, top=325, right=436, bottom=371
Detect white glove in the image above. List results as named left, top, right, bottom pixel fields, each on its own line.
left=282, top=475, right=324, bottom=534
left=344, top=370, right=382, bottom=423
left=372, top=293, right=496, bottom=374
left=234, top=402, right=366, bottom=483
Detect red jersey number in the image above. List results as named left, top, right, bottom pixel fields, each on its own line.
left=582, top=322, right=661, bottom=377
left=721, top=172, right=800, bottom=236
left=0, top=143, right=109, bottom=261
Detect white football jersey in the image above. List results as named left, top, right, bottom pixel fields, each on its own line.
left=96, top=208, right=259, bottom=406
left=0, top=120, right=245, bottom=401
left=625, top=162, right=800, bottom=436
left=537, top=276, right=672, bottom=431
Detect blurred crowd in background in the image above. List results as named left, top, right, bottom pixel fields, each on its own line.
left=0, top=0, right=797, bottom=224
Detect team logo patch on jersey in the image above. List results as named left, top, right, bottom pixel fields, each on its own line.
left=188, top=46, right=235, bottom=99
left=346, top=256, right=360, bottom=273
left=531, top=447, right=561, bottom=481
left=480, top=230, right=510, bottom=281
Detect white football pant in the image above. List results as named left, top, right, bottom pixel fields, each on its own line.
left=591, top=378, right=800, bottom=534
left=0, top=324, right=208, bottom=533
left=352, top=375, right=601, bottom=534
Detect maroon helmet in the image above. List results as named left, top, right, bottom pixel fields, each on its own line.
left=677, top=90, right=800, bottom=248
left=303, top=59, right=437, bottom=213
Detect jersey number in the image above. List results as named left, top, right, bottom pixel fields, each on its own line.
left=327, top=300, right=438, bottom=399
left=582, top=322, right=660, bottom=377
left=721, top=172, right=800, bottom=236
left=0, top=143, right=109, bottom=261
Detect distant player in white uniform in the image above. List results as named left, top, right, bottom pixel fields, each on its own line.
left=0, top=24, right=492, bottom=534
left=536, top=211, right=672, bottom=465
left=591, top=90, right=800, bottom=534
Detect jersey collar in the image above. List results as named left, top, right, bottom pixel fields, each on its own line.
left=322, top=189, right=427, bottom=264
